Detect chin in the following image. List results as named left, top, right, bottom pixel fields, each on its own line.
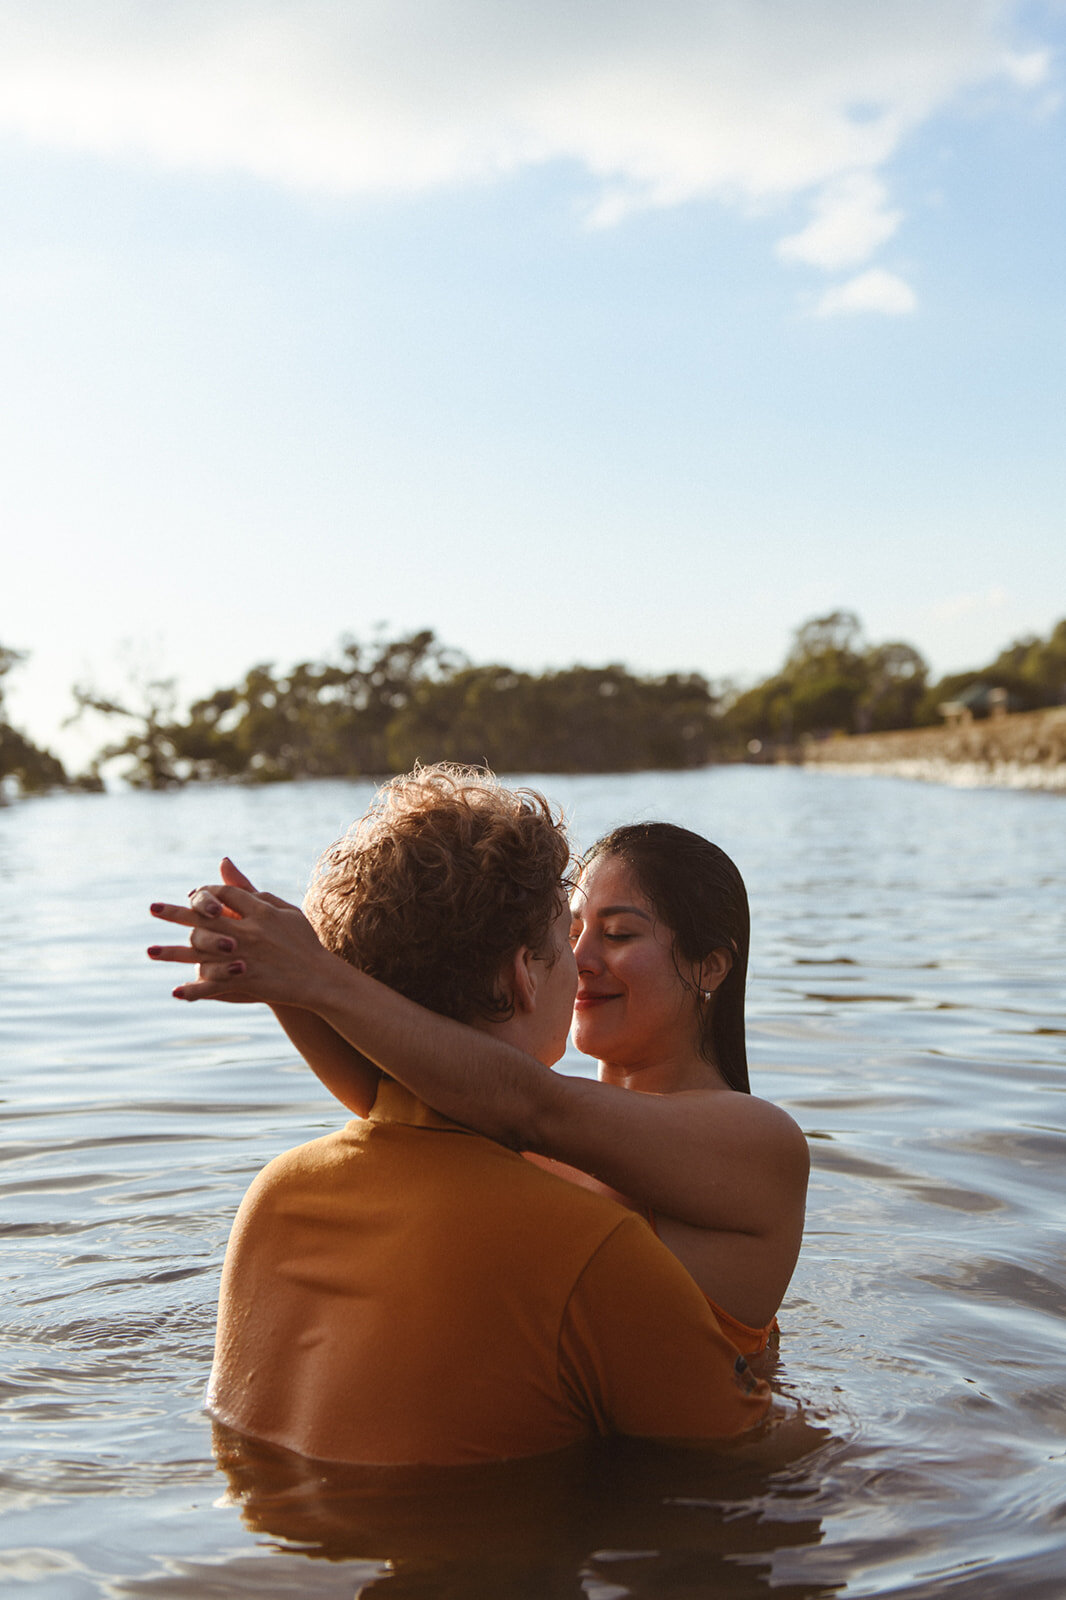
left=571, top=1020, right=610, bottom=1058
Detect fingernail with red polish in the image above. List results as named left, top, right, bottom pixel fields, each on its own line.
left=150, top=903, right=164, bottom=914
left=227, top=961, right=246, bottom=976
left=172, top=987, right=185, bottom=1000
left=218, top=937, right=235, bottom=953
left=147, top=946, right=161, bottom=958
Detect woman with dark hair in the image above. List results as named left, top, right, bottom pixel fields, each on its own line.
left=577, top=822, right=752, bottom=1092
left=150, top=805, right=808, bottom=1354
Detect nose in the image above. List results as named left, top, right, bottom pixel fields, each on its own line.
left=571, top=925, right=602, bottom=974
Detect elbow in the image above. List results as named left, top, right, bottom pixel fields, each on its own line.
left=520, top=1071, right=584, bottom=1159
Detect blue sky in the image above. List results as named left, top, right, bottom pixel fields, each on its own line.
left=2, top=0, right=1064, bottom=768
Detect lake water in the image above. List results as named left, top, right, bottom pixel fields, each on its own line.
left=2, top=767, right=1064, bottom=1599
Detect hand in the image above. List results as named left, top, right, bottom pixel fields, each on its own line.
left=148, top=857, right=336, bottom=1006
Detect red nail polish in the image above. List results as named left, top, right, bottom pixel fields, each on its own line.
left=227, top=961, right=246, bottom=976
left=150, top=903, right=164, bottom=914
left=172, top=987, right=185, bottom=999
left=147, top=946, right=161, bottom=958
left=218, top=937, right=235, bottom=953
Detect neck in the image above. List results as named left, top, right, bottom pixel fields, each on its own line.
left=596, top=1047, right=729, bottom=1095
left=471, top=1011, right=556, bottom=1068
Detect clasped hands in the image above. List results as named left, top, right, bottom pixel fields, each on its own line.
left=147, top=856, right=328, bottom=1006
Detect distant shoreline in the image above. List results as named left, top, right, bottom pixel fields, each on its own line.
left=796, top=706, right=1066, bottom=793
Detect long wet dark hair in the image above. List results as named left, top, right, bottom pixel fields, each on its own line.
left=582, top=822, right=751, bottom=1093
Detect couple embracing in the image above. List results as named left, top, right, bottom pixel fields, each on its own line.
left=150, top=764, right=809, bottom=1465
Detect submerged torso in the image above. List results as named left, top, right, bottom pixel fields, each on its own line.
left=209, top=1082, right=769, bottom=1464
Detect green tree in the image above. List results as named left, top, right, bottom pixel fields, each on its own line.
left=388, top=662, right=723, bottom=773
left=995, top=619, right=1066, bottom=707
left=859, top=641, right=929, bottom=731
left=70, top=675, right=185, bottom=790
left=918, top=618, right=1066, bottom=721
left=783, top=610, right=868, bottom=735
left=721, top=674, right=796, bottom=745
left=0, top=647, right=70, bottom=795
left=722, top=614, right=932, bottom=743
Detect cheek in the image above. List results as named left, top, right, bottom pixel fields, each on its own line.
left=624, top=955, right=691, bottom=1019
left=558, top=952, right=578, bottom=1011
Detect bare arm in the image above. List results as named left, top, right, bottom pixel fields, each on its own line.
left=151, top=876, right=543, bottom=1134
left=269, top=1003, right=382, bottom=1117
left=298, top=954, right=806, bottom=1261
left=150, top=877, right=807, bottom=1243
left=153, top=859, right=381, bottom=1117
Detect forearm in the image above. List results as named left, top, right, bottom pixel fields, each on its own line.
left=150, top=877, right=561, bottom=1147
left=308, top=962, right=558, bottom=1149
left=269, top=1003, right=381, bottom=1117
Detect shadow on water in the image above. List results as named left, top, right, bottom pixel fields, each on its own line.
left=167, top=1420, right=844, bottom=1600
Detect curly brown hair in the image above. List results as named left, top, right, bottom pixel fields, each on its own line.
left=304, top=765, right=572, bottom=1023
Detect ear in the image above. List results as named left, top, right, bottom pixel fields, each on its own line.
left=696, top=947, right=733, bottom=997
left=503, top=945, right=539, bottom=1014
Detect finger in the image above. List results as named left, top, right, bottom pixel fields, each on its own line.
left=194, top=883, right=264, bottom=918
left=150, top=901, right=201, bottom=927
left=147, top=943, right=202, bottom=964
left=258, top=891, right=300, bottom=910
left=150, top=927, right=240, bottom=960
left=173, top=986, right=252, bottom=1004
left=190, top=884, right=246, bottom=921
left=196, top=958, right=248, bottom=983
left=220, top=857, right=258, bottom=892
left=172, top=977, right=242, bottom=1001
left=150, top=899, right=235, bottom=929
left=189, top=926, right=239, bottom=955
left=189, top=886, right=225, bottom=918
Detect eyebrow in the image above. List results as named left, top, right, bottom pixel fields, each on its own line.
left=575, top=903, right=653, bottom=921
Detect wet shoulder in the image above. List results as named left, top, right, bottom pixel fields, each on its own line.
left=678, top=1085, right=808, bottom=1157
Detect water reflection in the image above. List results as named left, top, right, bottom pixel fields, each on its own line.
left=4, top=771, right=1066, bottom=1597
left=211, top=1421, right=839, bottom=1600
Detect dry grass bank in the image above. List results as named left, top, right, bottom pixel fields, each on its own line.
left=799, top=706, right=1066, bottom=792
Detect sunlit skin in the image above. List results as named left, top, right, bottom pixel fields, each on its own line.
left=568, top=855, right=734, bottom=1096
left=148, top=855, right=808, bottom=1329
left=506, top=899, right=580, bottom=1069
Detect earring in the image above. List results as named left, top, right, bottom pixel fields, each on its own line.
left=701, top=989, right=712, bottom=1000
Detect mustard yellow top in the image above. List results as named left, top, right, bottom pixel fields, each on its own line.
left=208, top=1080, right=771, bottom=1465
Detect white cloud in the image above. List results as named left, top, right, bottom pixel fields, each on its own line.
left=777, top=173, right=903, bottom=269
left=0, top=1, right=1051, bottom=279
left=814, top=268, right=918, bottom=317
left=1003, top=49, right=1052, bottom=89
left=929, top=586, right=1011, bottom=624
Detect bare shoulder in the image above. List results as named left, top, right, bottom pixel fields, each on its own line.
left=676, top=1087, right=809, bottom=1174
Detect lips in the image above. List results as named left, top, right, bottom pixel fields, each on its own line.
left=574, top=991, right=621, bottom=1008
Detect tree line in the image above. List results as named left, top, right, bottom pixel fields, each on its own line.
left=723, top=611, right=1066, bottom=747
left=2, top=612, right=1064, bottom=794
left=0, top=647, right=85, bottom=795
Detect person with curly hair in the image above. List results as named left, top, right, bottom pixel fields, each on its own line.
left=150, top=767, right=772, bottom=1465
left=152, top=768, right=807, bottom=1359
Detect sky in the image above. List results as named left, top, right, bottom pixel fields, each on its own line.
left=2, top=0, right=1064, bottom=770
